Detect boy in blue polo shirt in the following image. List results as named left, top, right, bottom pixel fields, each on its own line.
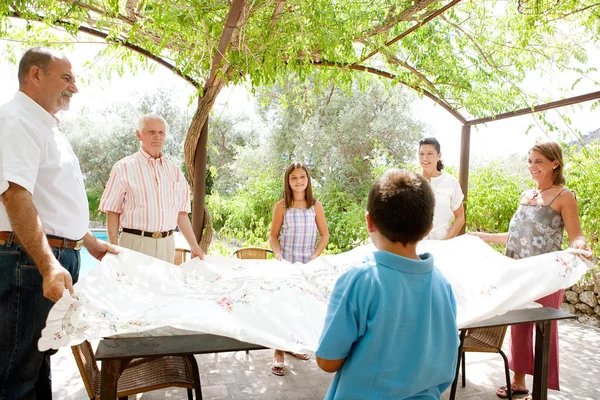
left=315, top=169, right=459, bottom=399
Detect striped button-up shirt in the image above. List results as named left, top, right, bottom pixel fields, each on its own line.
left=99, top=149, right=191, bottom=232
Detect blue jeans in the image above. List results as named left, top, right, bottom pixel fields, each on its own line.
left=0, top=243, right=79, bottom=400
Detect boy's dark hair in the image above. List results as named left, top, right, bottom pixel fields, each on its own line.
left=367, top=169, right=434, bottom=245
left=419, top=137, right=445, bottom=172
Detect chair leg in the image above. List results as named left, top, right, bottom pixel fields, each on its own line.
left=499, top=350, right=513, bottom=400
left=461, top=351, right=466, bottom=387
left=187, top=388, right=193, bottom=400
left=246, top=350, right=249, bottom=355
left=186, top=355, right=203, bottom=400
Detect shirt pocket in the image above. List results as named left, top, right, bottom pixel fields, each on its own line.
left=434, top=188, right=453, bottom=209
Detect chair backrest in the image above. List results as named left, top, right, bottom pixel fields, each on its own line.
left=174, top=248, right=190, bottom=265
left=463, top=326, right=508, bottom=352
left=231, top=247, right=274, bottom=260
left=71, top=340, right=101, bottom=398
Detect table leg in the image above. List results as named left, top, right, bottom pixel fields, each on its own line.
left=100, top=359, right=130, bottom=399
left=533, top=320, right=551, bottom=400
left=449, top=330, right=466, bottom=400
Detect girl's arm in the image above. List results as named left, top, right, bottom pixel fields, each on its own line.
left=269, top=200, right=285, bottom=260
left=469, top=231, right=509, bottom=245
left=310, top=200, right=330, bottom=260
left=443, top=203, right=465, bottom=240
left=558, top=190, right=590, bottom=252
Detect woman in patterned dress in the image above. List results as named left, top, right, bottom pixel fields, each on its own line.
left=268, top=162, right=329, bottom=376
left=472, top=142, right=590, bottom=399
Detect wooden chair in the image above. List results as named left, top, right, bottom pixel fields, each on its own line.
left=231, top=247, right=274, bottom=355
left=230, top=247, right=273, bottom=259
left=174, top=248, right=191, bottom=265
left=459, top=326, right=513, bottom=400
left=71, top=340, right=201, bottom=399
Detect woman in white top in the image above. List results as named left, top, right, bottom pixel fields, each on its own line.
left=418, top=137, right=465, bottom=240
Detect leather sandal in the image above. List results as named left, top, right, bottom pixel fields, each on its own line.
left=271, top=361, right=285, bottom=376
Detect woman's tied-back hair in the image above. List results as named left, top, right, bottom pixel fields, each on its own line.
left=367, top=169, right=434, bottom=245
left=419, top=137, right=445, bottom=172
left=530, top=141, right=566, bottom=186
left=283, top=162, right=315, bottom=209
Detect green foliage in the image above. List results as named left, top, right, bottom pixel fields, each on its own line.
left=3, top=1, right=600, bottom=119
left=316, top=183, right=369, bottom=253
left=254, top=76, right=425, bottom=201
left=207, top=169, right=281, bottom=248
left=466, top=158, right=530, bottom=233
left=86, top=188, right=105, bottom=224
left=564, top=142, right=600, bottom=259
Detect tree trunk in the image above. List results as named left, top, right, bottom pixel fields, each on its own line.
left=184, top=77, right=225, bottom=243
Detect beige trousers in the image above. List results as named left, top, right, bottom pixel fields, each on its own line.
left=118, top=232, right=175, bottom=263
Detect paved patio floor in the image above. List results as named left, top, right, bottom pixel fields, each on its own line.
left=52, top=320, right=600, bottom=399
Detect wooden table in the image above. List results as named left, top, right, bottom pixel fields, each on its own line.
left=95, top=333, right=267, bottom=399
left=449, top=307, right=575, bottom=400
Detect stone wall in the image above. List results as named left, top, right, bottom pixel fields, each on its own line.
left=561, top=284, right=600, bottom=328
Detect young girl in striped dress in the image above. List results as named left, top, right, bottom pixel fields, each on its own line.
left=268, top=162, right=329, bottom=375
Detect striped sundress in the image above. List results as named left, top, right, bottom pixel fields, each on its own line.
left=278, top=206, right=318, bottom=264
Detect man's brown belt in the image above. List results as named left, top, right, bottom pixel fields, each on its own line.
left=122, top=228, right=174, bottom=239
left=0, top=231, right=84, bottom=250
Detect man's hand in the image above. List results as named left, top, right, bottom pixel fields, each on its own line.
left=83, top=232, right=119, bottom=261
left=42, top=261, right=74, bottom=302
left=190, top=244, right=205, bottom=260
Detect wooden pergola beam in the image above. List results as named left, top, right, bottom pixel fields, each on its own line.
left=466, top=90, right=600, bottom=126
left=313, top=60, right=468, bottom=124
left=6, top=14, right=201, bottom=88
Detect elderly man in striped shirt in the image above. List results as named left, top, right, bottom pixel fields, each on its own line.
left=99, top=114, right=204, bottom=263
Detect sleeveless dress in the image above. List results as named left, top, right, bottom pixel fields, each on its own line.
left=278, top=206, right=318, bottom=264
left=505, top=188, right=567, bottom=391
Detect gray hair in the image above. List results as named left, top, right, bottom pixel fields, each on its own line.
left=18, top=47, right=62, bottom=85
left=137, top=113, right=168, bottom=132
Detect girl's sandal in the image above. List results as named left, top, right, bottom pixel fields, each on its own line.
left=285, top=351, right=310, bottom=360
left=271, top=361, right=285, bottom=376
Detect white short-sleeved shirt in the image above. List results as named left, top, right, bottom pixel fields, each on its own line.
left=0, top=91, right=89, bottom=240
left=426, top=171, right=464, bottom=240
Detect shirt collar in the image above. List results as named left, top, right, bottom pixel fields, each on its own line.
left=138, top=148, right=164, bottom=164
left=14, top=91, right=59, bottom=128
left=370, top=250, right=434, bottom=274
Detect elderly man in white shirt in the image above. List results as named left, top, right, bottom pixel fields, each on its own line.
left=0, top=47, right=117, bottom=399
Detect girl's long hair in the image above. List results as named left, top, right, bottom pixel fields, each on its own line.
left=283, top=162, right=315, bottom=209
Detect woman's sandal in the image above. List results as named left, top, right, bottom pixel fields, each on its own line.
left=285, top=351, right=310, bottom=360
left=271, top=361, right=285, bottom=376
left=496, top=385, right=529, bottom=398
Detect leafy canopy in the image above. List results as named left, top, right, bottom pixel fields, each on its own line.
left=2, top=1, right=600, bottom=119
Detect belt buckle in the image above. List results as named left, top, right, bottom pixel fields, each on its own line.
left=152, top=231, right=162, bottom=239
left=74, top=240, right=84, bottom=250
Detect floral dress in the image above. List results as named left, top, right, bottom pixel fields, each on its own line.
left=504, top=188, right=567, bottom=391
left=278, top=206, right=318, bottom=263
left=505, top=194, right=565, bottom=259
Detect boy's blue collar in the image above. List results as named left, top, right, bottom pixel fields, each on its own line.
left=370, top=250, right=434, bottom=273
